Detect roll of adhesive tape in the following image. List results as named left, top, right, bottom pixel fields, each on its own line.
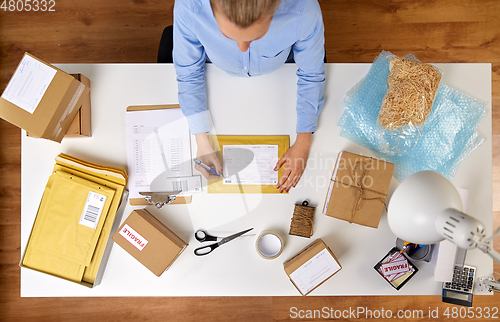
left=256, top=231, right=284, bottom=260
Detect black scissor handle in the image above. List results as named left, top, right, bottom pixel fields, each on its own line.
left=194, top=243, right=219, bottom=256
left=195, top=230, right=218, bottom=242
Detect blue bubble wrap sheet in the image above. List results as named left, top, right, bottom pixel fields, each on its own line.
left=337, top=51, right=486, bottom=181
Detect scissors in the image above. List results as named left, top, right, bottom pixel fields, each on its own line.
left=194, top=228, right=253, bottom=256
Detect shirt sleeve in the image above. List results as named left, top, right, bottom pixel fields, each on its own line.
left=173, top=0, right=211, bottom=134
left=292, top=0, right=326, bottom=133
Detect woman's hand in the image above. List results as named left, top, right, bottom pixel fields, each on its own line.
left=274, top=132, right=311, bottom=193
left=195, top=132, right=223, bottom=179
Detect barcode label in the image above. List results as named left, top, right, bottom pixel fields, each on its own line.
left=171, top=180, right=188, bottom=191
left=79, top=191, right=107, bottom=229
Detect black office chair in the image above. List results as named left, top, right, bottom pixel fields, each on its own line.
left=158, top=25, right=174, bottom=63
left=157, top=25, right=326, bottom=64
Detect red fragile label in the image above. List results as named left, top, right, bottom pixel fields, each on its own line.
left=380, top=253, right=411, bottom=282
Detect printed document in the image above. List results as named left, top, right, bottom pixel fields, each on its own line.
left=222, top=145, right=278, bottom=185
left=126, top=108, right=193, bottom=198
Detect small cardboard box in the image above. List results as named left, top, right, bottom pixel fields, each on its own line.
left=65, top=74, right=91, bottom=137
left=112, top=209, right=188, bottom=276
left=322, top=151, right=395, bottom=228
left=27, top=74, right=91, bottom=138
left=283, top=239, right=342, bottom=296
left=0, top=52, right=89, bottom=142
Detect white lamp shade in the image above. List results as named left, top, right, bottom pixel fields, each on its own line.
left=387, top=171, right=463, bottom=244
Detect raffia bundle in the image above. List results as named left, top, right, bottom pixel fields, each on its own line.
left=378, top=57, right=441, bottom=130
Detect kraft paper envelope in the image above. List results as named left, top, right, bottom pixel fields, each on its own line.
left=23, top=172, right=86, bottom=282
left=23, top=171, right=115, bottom=280
left=26, top=171, right=115, bottom=265
left=54, top=153, right=127, bottom=283
left=207, top=135, right=289, bottom=193
left=21, top=153, right=127, bottom=285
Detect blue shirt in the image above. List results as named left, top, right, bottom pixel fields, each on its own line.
left=173, top=0, right=325, bottom=134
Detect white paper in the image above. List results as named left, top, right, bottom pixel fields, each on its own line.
left=1, top=54, right=57, bottom=114
left=79, top=191, right=107, bottom=229
left=289, top=248, right=341, bottom=295
left=222, top=145, right=278, bottom=185
left=126, top=108, right=192, bottom=199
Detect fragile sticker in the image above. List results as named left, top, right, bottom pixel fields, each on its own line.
left=119, top=224, right=149, bottom=251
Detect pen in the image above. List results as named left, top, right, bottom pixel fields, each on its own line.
left=193, top=158, right=221, bottom=177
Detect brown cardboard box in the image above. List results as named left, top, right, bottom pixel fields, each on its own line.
left=65, top=74, right=91, bottom=137
left=27, top=74, right=91, bottom=138
left=0, top=53, right=89, bottom=142
left=283, top=239, right=342, bottom=296
left=112, top=209, right=188, bottom=276
left=322, top=151, right=395, bottom=228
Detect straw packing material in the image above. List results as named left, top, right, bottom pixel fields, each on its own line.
left=378, top=56, right=441, bottom=130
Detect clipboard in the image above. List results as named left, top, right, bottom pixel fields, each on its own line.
left=126, top=105, right=192, bottom=205
left=207, top=135, right=290, bottom=193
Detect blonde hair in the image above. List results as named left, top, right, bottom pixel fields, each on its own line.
left=210, top=0, right=281, bottom=28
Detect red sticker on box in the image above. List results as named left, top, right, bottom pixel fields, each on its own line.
left=119, top=224, right=149, bottom=251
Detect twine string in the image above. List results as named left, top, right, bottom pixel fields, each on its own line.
left=290, top=204, right=314, bottom=237
left=348, top=159, right=387, bottom=223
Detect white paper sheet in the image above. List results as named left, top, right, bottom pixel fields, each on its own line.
left=1, top=54, right=57, bottom=114
left=125, top=108, right=192, bottom=199
left=222, top=145, right=278, bottom=185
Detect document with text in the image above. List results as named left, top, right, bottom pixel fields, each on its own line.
left=125, top=108, right=194, bottom=198
left=222, top=144, right=279, bottom=185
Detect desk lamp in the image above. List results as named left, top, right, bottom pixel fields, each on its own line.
left=387, top=170, right=500, bottom=263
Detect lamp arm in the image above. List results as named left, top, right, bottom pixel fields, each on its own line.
left=486, top=249, right=500, bottom=264
left=478, top=276, right=500, bottom=293
left=483, top=226, right=500, bottom=243
left=477, top=241, right=500, bottom=264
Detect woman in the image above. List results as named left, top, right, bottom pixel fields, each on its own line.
left=173, top=0, right=325, bottom=193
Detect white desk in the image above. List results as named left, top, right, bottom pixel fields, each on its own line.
left=21, top=63, right=493, bottom=297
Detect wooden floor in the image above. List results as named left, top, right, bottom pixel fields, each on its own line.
left=1, top=0, right=499, bottom=321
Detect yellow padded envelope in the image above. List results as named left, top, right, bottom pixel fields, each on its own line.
left=207, top=135, right=289, bottom=193
left=53, top=154, right=127, bottom=284
left=23, top=171, right=115, bottom=281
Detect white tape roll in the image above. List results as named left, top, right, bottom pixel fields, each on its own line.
left=256, top=231, right=284, bottom=260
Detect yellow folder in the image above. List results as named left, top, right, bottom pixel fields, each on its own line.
left=207, top=135, right=289, bottom=193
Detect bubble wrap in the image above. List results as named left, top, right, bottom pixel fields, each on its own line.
left=337, top=51, right=486, bottom=181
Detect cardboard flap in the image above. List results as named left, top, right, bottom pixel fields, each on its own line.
left=127, top=104, right=180, bottom=111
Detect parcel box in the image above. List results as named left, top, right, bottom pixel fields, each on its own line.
left=0, top=53, right=89, bottom=142
left=27, top=74, right=91, bottom=138
left=113, top=209, right=188, bottom=276
left=322, top=151, right=395, bottom=228
left=283, top=239, right=342, bottom=295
